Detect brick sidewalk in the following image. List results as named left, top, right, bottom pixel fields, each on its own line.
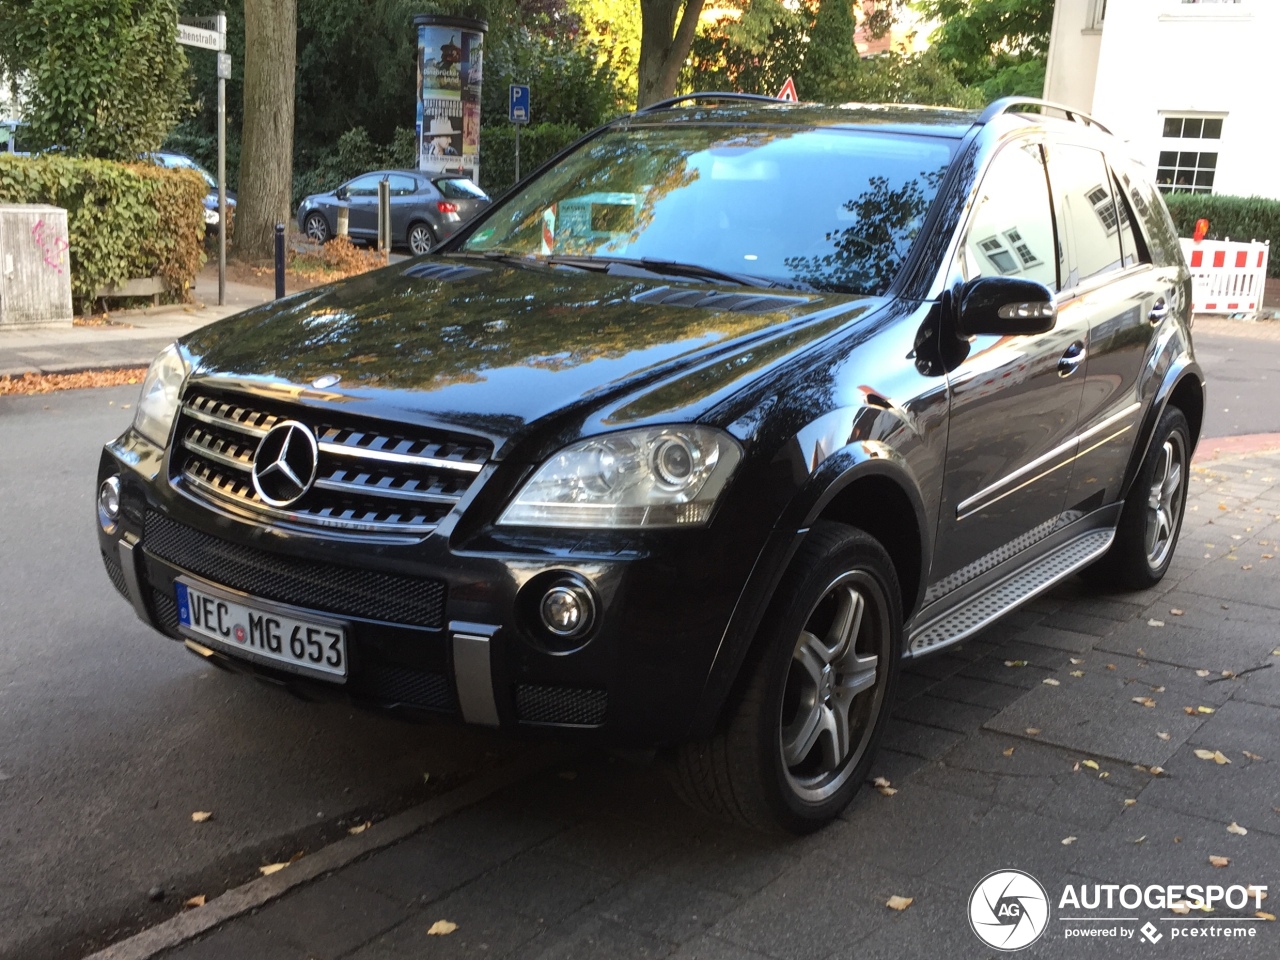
left=113, top=450, right=1280, bottom=960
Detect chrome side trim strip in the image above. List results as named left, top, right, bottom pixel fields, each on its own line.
left=318, top=441, right=485, bottom=474
left=452, top=622, right=501, bottom=726
left=957, top=401, right=1141, bottom=518
left=117, top=534, right=152, bottom=625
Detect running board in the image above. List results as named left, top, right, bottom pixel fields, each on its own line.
left=908, top=527, right=1116, bottom=655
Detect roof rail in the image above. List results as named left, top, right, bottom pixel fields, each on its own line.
left=978, top=97, right=1112, bottom=135
left=635, top=92, right=782, bottom=114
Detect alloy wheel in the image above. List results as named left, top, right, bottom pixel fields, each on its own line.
left=409, top=224, right=435, bottom=255
left=304, top=213, right=329, bottom=244
left=1145, top=432, right=1187, bottom=569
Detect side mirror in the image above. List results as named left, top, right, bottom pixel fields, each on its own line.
left=335, top=185, right=348, bottom=201
left=956, top=276, right=1057, bottom=338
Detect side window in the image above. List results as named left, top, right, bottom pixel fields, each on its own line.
left=1116, top=164, right=1182, bottom=269
left=960, top=141, right=1058, bottom=291
left=1048, top=144, right=1124, bottom=288
left=345, top=175, right=381, bottom=197
left=1111, top=170, right=1149, bottom=268
left=389, top=175, right=418, bottom=197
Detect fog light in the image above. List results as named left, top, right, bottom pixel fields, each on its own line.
left=98, top=476, right=121, bottom=530
left=539, top=580, right=595, bottom=639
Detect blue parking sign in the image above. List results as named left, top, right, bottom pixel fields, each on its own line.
left=509, top=84, right=530, bottom=124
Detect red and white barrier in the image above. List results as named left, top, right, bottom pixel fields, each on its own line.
left=1179, top=237, right=1271, bottom=319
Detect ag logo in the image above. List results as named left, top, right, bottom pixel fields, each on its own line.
left=969, top=869, right=1050, bottom=951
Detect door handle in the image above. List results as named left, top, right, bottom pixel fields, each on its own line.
left=1058, top=341, right=1086, bottom=378
left=1148, top=297, right=1170, bottom=324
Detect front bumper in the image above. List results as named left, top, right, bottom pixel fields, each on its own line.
left=97, top=429, right=766, bottom=745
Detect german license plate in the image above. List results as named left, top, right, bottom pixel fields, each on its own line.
left=175, top=578, right=348, bottom=681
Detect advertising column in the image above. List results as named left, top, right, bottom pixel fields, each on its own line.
left=414, top=14, right=487, bottom=185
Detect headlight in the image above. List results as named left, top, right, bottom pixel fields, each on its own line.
left=132, top=343, right=189, bottom=447
left=204, top=208, right=219, bottom=225
left=499, top=426, right=742, bottom=529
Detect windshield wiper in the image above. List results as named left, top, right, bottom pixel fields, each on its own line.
left=545, top=255, right=778, bottom=289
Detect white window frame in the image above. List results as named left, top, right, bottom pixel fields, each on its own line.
left=1156, top=113, right=1226, bottom=195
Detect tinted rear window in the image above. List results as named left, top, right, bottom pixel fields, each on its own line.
left=462, top=125, right=954, bottom=295
left=436, top=178, right=488, bottom=200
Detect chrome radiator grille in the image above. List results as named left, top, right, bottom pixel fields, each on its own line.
left=173, top=389, right=490, bottom=536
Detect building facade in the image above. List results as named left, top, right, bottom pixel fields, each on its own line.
left=1043, top=0, right=1280, bottom=200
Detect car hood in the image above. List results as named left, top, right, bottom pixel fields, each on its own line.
left=181, top=257, right=882, bottom=456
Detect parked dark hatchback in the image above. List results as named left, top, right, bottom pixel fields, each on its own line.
left=98, top=96, right=1203, bottom=832
left=297, top=169, right=490, bottom=254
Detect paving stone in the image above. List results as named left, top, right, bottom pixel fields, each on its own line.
left=513, top=916, right=673, bottom=960
left=927, top=806, right=1090, bottom=886
left=879, top=719, right=964, bottom=761
left=590, top=870, right=739, bottom=944
left=1134, top=743, right=1280, bottom=839
left=891, top=694, right=998, bottom=734
left=535, top=816, right=682, bottom=879
left=244, top=877, right=405, bottom=957
left=1040, top=652, right=1235, bottom=708
left=893, top=672, right=936, bottom=703
left=906, top=761, right=1000, bottom=803
left=981, top=640, right=1079, bottom=670
left=162, top=919, right=305, bottom=960
left=1233, top=659, right=1280, bottom=708
left=424, top=803, right=569, bottom=870
left=865, top=748, right=927, bottom=787
left=462, top=849, right=620, bottom=925
left=1186, top=699, right=1280, bottom=758
left=1012, top=623, right=1103, bottom=654
left=899, top=652, right=970, bottom=682
left=1059, top=596, right=1148, bottom=623
left=817, top=885, right=971, bottom=960
left=644, top=827, right=796, bottom=900
left=927, top=730, right=1148, bottom=788
left=984, top=682, right=1205, bottom=767
left=1016, top=770, right=1138, bottom=831
left=958, top=656, right=1055, bottom=689
left=666, top=934, right=778, bottom=960
left=925, top=675, right=1027, bottom=711
left=346, top=893, right=539, bottom=960
left=1040, top=610, right=1124, bottom=639
left=342, top=834, right=496, bottom=905
left=1097, top=617, right=1278, bottom=674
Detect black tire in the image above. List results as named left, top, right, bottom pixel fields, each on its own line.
left=407, top=221, right=436, bottom=255
left=671, top=522, right=902, bottom=834
left=1083, top=405, right=1191, bottom=591
left=303, top=212, right=330, bottom=244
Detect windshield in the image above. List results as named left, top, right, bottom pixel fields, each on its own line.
left=461, top=124, right=954, bottom=295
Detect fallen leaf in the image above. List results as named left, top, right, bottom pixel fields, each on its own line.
left=1157, top=732, right=1171, bottom=741
left=427, top=920, right=458, bottom=936
left=1242, top=564, right=1253, bottom=570
left=1137, top=648, right=1146, bottom=657
left=1148, top=619, right=1165, bottom=627
left=1170, top=608, right=1185, bottom=616
left=1198, top=706, right=1216, bottom=714
left=1184, top=706, right=1197, bottom=715
left=1070, top=670, right=1085, bottom=678
left=1062, top=836, right=1078, bottom=845
left=1151, top=686, right=1166, bottom=693
left=259, top=863, right=287, bottom=876
left=348, top=821, right=371, bottom=835
left=1149, top=766, right=1165, bottom=776
left=1264, top=554, right=1274, bottom=560
left=1248, top=887, right=1268, bottom=902
left=1196, top=669, right=1212, bottom=678
left=1170, top=901, right=1191, bottom=915
left=423, top=773, right=431, bottom=784
left=1070, top=657, right=1085, bottom=665
left=1222, top=670, right=1236, bottom=679
left=1133, top=836, right=1146, bottom=844
left=1043, top=678, right=1061, bottom=686
left=1025, top=727, right=1041, bottom=736
left=872, top=775, right=896, bottom=796
left=877, top=785, right=898, bottom=796
left=1124, top=799, right=1137, bottom=806
left=886, top=895, right=913, bottom=911
left=183, top=895, right=205, bottom=909
left=1072, top=762, right=1081, bottom=772
left=1004, top=659, right=1028, bottom=667
left=1132, top=696, right=1157, bottom=708
left=1209, top=855, right=1230, bottom=868
left=1082, top=759, right=1100, bottom=770
left=1258, top=911, right=1276, bottom=921
left=1244, top=751, right=1264, bottom=761
left=1099, top=771, right=1110, bottom=779
left=190, top=811, right=212, bottom=823
left=1193, top=749, right=1217, bottom=761
left=1273, top=649, right=1280, bottom=657
left=1228, top=822, right=1248, bottom=836
left=1106, top=664, right=1117, bottom=671
left=1003, top=747, right=1016, bottom=757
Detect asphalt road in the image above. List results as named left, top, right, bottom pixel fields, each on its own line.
left=0, top=386, right=513, bottom=960
left=0, top=328, right=1274, bottom=960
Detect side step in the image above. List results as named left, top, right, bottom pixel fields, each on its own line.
left=908, top=527, right=1116, bottom=655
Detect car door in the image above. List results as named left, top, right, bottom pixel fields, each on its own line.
left=929, top=138, right=1091, bottom=593
left=1049, top=144, right=1178, bottom=513
left=388, top=174, right=420, bottom=239
left=344, top=174, right=382, bottom=237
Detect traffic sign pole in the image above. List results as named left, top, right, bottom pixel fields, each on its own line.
left=178, top=11, right=229, bottom=305
left=509, top=84, right=530, bottom=184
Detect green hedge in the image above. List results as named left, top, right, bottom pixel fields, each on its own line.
left=0, top=154, right=207, bottom=308
left=1163, top=192, right=1280, bottom=278
left=479, top=122, right=587, bottom=197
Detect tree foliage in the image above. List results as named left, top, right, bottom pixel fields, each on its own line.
left=919, top=0, right=1053, bottom=99
left=0, top=0, right=189, bottom=160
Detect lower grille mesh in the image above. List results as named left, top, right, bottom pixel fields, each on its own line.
left=101, top=551, right=129, bottom=600
left=152, top=588, right=180, bottom=634
left=352, top=664, right=454, bottom=711
left=143, top=511, right=446, bottom=628
left=516, top=684, right=608, bottom=726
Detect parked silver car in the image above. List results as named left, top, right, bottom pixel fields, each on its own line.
left=296, top=170, right=490, bottom=254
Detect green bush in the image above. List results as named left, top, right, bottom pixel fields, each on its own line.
left=479, top=122, right=588, bottom=196
left=0, top=155, right=207, bottom=308
left=1163, top=193, right=1280, bottom=278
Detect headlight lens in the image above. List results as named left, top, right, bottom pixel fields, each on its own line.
left=132, top=343, right=189, bottom=447
left=499, top=426, right=742, bottom=528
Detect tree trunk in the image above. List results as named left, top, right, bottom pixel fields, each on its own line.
left=637, top=0, right=706, bottom=108
left=237, top=0, right=296, bottom=262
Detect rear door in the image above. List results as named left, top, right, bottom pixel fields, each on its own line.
left=1048, top=143, right=1172, bottom=513
left=387, top=174, right=420, bottom=238
left=929, top=138, right=1090, bottom=594
left=344, top=174, right=382, bottom=236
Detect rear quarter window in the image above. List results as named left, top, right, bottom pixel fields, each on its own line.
left=435, top=178, right=488, bottom=200
left=1114, top=162, right=1184, bottom=269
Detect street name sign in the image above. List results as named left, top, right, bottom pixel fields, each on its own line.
left=177, top=19, right=224, bottom=51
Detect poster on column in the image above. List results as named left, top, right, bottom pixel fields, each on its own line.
left=416, top=17, right=485, bottom=184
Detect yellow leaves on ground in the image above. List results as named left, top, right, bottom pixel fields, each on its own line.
left=1004, top=660, right=1027, bottom=667
left=183, top=895, right=205, bottom=909
left=259, top=863, right=287, bottom=876
left=1209, top=855, right=1231, bottom=868
left=1193, top=749, right=1231, bottom=765
left=1070, top=670, right=1085, bottom=678
left=1025, top=727, right=1041, bottom=736
left=348, top=821, right=372, bottom=835
left=1157, top=732, right=1171, bottom=741
left=1043, top=678, right=1061, bottom=686
left=1131, top=696, right=1157, bottom=708
left=1002, top=747, right=1015, bottom=757
left=1228, top=822, right=1249, bottom=836
left=1061, top=836, right=1078, bottom=845
left=872, top=776, right=897, bottom=797
left=886, top=895, right=913, bottom=911
left=1147, top=619, right=1165, bottom=628
left=428, top=920, right=459, bottom=935
left=190, top=811, right=212, bottom=823
left=1081, top=760, right=1100, bottom=770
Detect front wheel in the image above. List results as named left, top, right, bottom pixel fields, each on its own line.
left=1083, top=405, right=1191, bottom=590
left=672, top=523, right=902, bottom=833
left=303, top=212, right=330, bottom=244
left=407, top=221, right=436, bottom=255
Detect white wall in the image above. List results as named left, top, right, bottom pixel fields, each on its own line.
left=1087, top=0, right=1280, bottom=200
left=1043, top=0, right=1102, bottom=113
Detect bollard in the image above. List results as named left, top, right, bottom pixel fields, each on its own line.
left=378, top=178, right=391, bottom=254
left=274, top=223, right=286, bottom=299
left=336, top=206, right=349, bottom=238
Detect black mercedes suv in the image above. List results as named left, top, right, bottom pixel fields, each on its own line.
left=97, top=96, right=1204, bottom=832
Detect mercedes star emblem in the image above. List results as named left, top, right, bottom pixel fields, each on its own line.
left=251, top=421, right=319, bottom=507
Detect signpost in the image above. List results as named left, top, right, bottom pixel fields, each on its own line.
left=510, top=84, right=530, bottom=182
left=177, top=13, right=229, bottom=306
